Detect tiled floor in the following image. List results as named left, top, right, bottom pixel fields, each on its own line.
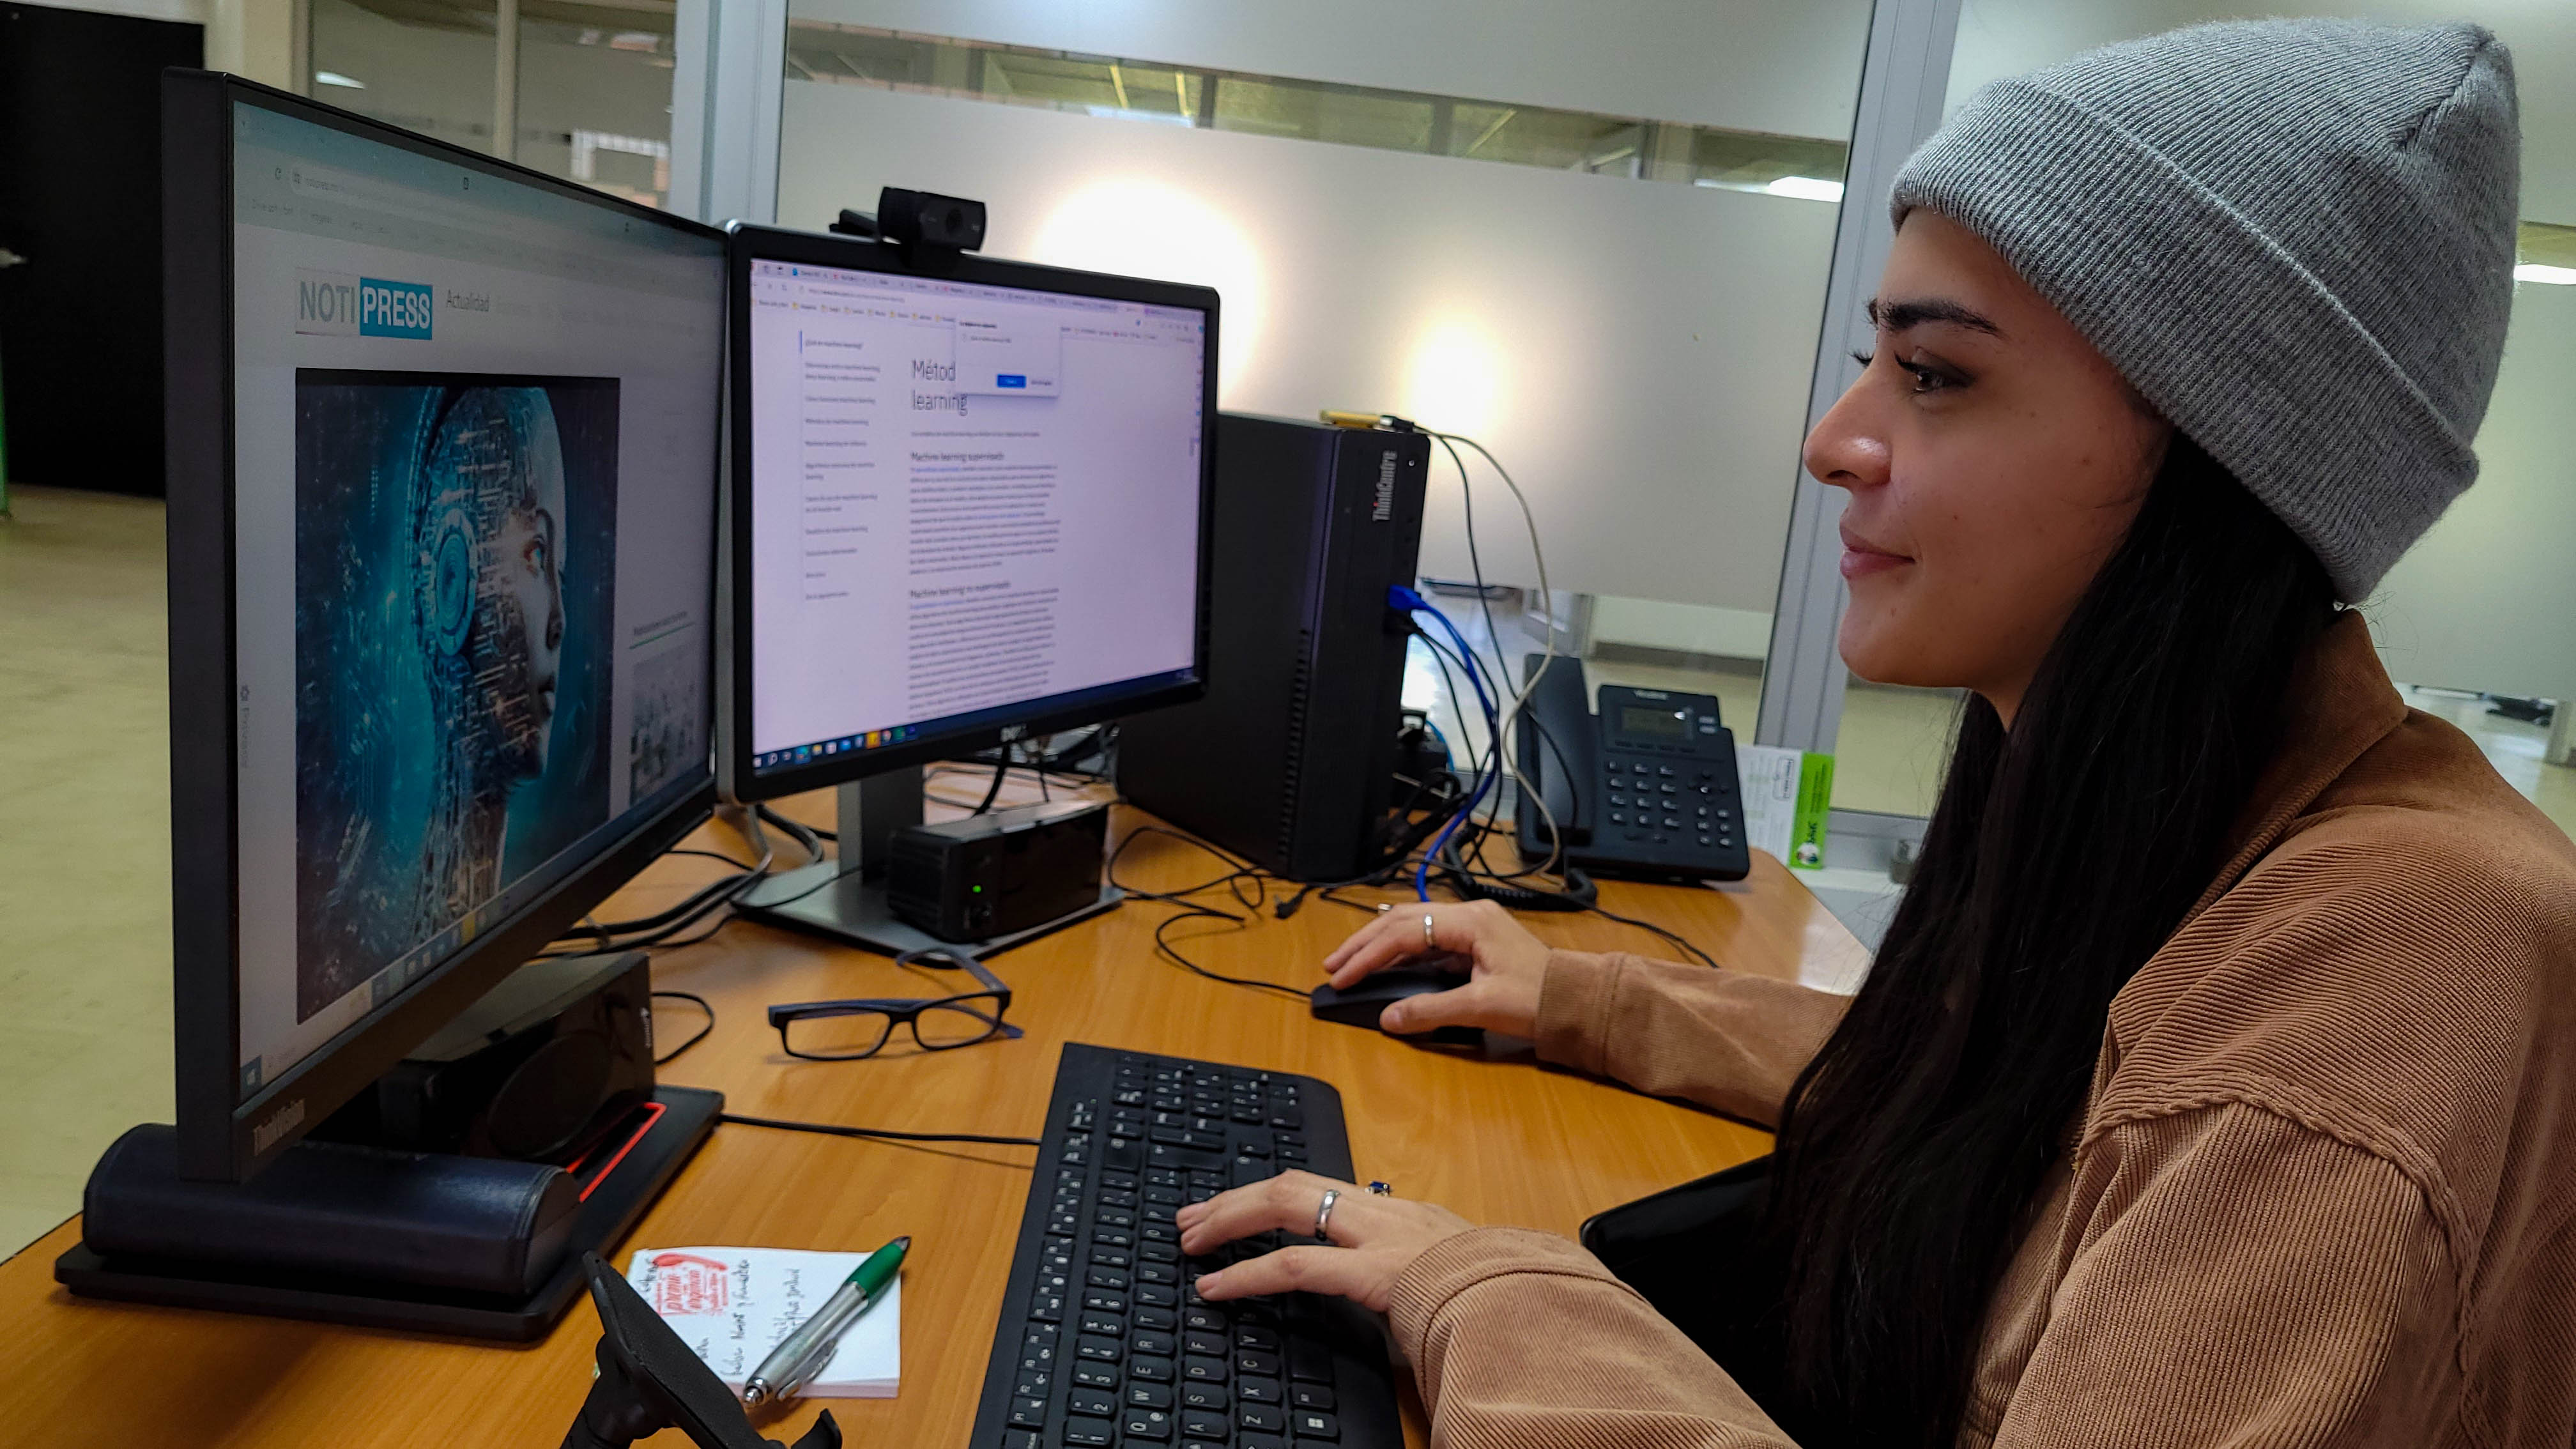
left=0, top=487, right=174, bottom=1258
left=5, top=496, right=2573, bottom=1260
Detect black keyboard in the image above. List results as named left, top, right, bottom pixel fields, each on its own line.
left=970, top=1043, right=1402, bottom=1448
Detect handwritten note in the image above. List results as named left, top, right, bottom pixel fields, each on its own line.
left=625, top=1245, right=902, bottom=1398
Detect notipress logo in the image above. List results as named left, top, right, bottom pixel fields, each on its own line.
left=295, top=268, right=433, bottom=339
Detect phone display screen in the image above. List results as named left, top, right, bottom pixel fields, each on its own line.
left=1618, top=705, right=1689, bottom=739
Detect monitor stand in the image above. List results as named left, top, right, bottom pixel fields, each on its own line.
left=54, top=1085, right=719, bottom=1341
left=735, top=765, right=1123, bottom=958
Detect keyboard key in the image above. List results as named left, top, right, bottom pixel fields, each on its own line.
left=1241, top=1403, right=1285, bottom=1432
left=998, top=1432, right=1041, bottom=1449
left=1180, top=1381, right=1229, bottom=1411
left=1288, top=1342, right=1333, bottom=1383
left=1073, top=1361, right=1118, bottom=1390
left=1135, top=1284, right=1179, bottom=1308
left=1239, top=1377, right=1283, bottom=1405
left=1092, top=1248, right=1133, bottom=1269
left=1291, top=1383, right=1335, bottom=1411
left=1077, top=1334, right=1121, bottom=1361
left=1087, top=1268, right=1131, bottom=1291
left=1181, top=1410, right=1229, bottom=1441
left=1008, top=1397, right=1046, bottom=1429
left=1184, top=1306, right=1227, bottom=1333
left=1068, top=1388, right=1116, bottom=1418
left=1235, top=1349, right=1282, bottom=1378
left=1241, top=1438, right=1285, bottom=1449
left=1124, top=1408, right=1176, bottom=1441
left=1236, top=1325, right=1280, bottom=1351
left=1133, top=1330, right=1176, bottom=1358
left=1082, top=1291, right=1127, bottom=1314
left=1131, top=1354, right=1175, bottom=1383
left=1061, top=1418, right=1114, bottom=1447
left=1013, top=1370, right=1052, bottom=1399
left=1292, top=1409, right=1339, bottom=1439
left=1182, top=1354, right=1228, bottom=1383
left=1135, top=1305, right=1177, bottom=1332
left=1127, top=1382, right=1173, bottom=1409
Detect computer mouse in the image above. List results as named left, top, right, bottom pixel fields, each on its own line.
left=1309, top=964, right=1483, bottom=1046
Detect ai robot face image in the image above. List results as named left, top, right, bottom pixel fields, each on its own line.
left=416, top=387, right=569, bottom=785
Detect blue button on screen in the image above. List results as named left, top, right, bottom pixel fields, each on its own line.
left=996, top=374, right=1027, bottom=388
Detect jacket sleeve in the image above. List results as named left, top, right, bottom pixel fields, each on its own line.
left=1531, top=950, right=1850, bottom=1127
left=1387, top=1227, right=1796, bottom=1449
left=1381, top=1104, right=2454, bottom=1449
left=1979, top=1100, right=2457, bottom=1448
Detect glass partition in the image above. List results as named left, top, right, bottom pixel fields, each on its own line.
left=778, top=2, right=1879, bottom=747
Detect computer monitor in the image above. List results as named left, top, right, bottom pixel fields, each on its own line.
left=716, top=223, right=1218, bottom=808
left=163, top=73, right=726, bottom=1182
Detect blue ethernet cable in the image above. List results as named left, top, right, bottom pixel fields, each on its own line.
left=1390, top=586, right=1501, bottom=900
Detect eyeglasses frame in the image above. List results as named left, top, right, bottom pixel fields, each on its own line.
left=765, top=947, right=1022, bottom=1060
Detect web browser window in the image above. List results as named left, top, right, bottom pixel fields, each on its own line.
left=227, top=103, right=723, bottom=1096
left=744, top=258, right=1206, bottom=769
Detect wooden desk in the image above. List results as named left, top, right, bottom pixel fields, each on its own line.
left=0, top=791, right=1864, bottom=1447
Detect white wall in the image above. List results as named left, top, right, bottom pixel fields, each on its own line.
left=2372, top=279, right=2576, bottom=701
left=778, top=80, right=1842, bottom=615
left=789, top=0, right=1875, bottom=143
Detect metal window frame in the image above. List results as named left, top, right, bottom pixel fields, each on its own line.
left=1756, top=0, right=1961, bottom=783
left=671, top=0, right=786, bottom=226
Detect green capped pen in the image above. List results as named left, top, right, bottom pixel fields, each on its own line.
left=741, top=1236, right=909, bottom=1407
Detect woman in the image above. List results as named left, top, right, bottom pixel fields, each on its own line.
left=1177, top=19, right=2576, bottom=1448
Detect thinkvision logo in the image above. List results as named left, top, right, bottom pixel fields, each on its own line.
left=252, top=1098, right=307, bottom=1154
left=296, top=269, right=433, bottom=339
left=1370, top=452, right=1397, bottom=522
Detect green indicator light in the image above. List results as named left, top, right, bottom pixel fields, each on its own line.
left=971, top=884, right=983, bottom=893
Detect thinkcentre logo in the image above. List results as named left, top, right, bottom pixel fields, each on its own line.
left=296, top=268, right=433, bottom=339
left=1370, top=451, right=1397, bottom=521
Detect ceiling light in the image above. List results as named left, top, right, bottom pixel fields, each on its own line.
left=1763, top=175, right=1844, bottom=203
left=314, top=71, right=365, bottom=89
left=2515, top=263, right=2576, bottom=286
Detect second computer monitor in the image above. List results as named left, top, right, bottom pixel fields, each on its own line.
left=721, top=224, right=1218, bottom=802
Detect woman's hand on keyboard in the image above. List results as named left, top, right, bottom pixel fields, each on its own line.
left=1178, top=1170, right=1473, bottom=1315
left=1321, top=900, right=1549, bottom=1039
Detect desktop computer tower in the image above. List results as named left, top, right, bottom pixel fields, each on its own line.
left=1120, top=414, right=1429, bottom=881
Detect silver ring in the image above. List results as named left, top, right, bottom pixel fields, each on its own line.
left=1422, top=912, right=1436, bottom=949
left=1375, top=902, right=1392, bottom=914
left=1366, top=1181, right=1393, bottom=1197
left=1313, top=1188, right=1341, bottom=1242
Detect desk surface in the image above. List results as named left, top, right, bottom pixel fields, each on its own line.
left=0, top=789, right=1863, bottom=1447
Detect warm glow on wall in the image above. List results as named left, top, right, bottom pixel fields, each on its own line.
left=1399, top=316, right=1506, bottom=441
left=1029, top=180, right=1265, bottom=399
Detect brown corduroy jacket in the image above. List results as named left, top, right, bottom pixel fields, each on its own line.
left=1383, top=615, right=2576, bottom=1447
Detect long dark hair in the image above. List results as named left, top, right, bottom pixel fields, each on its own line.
left=1764, top=434, right=2338, bottom=1446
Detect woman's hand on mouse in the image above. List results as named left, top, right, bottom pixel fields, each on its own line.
left=1321, top=900, right=1550, bottom=1038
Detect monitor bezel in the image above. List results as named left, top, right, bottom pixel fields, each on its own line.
left=717, top=222, right=1220, bottom=805
left=165, top=70, right=729, bottom=1182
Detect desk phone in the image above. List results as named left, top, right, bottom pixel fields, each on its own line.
left=1514, top=657, right=1752, bottom=882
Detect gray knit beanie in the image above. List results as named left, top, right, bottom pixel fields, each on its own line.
left=1890, top=19, right=2520, bottom=601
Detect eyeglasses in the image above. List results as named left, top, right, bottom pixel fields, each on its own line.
left=767, top=947, right=1022, bottom=1061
